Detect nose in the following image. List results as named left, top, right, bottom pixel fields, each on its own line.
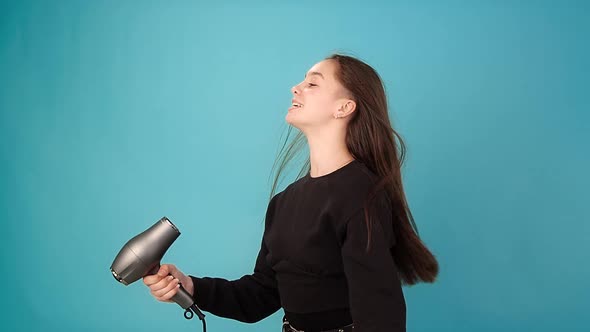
left=291, top=84, right=300, bottom=95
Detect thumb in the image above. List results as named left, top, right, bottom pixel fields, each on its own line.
left=168, top=265, right=184, bottom=279
left=157, top=264, right=170, bottom=277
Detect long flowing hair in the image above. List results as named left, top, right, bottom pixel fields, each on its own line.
left=267, top=53, right=438, bottom=285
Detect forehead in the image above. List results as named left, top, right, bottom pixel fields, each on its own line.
left=305, top=59, right=337, bottom=79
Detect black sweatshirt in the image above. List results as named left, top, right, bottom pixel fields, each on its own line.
left=189, top=159, right=406, bottom=331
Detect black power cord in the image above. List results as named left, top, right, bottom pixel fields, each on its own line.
left=184, top=304, right=207, bottom=332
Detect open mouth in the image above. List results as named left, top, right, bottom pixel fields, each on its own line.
left=289, top=102, right=303, bottom=111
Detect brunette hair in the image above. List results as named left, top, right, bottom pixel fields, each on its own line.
left=268, top=53, right=438, bottom=285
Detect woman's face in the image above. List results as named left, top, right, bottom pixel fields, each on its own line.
left=286, top=59, right=352, bottom=129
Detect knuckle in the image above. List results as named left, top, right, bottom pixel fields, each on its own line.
left=163, top=287, right=178, bottom=300
left=155, top=279, right=176, bottom=297
left=155, top=277, right=169, bottom=288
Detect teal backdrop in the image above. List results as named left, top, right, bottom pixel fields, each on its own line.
left=1, top=1, right=588, bottom=331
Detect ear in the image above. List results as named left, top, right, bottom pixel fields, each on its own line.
left=343, top=99, right=356, bottom=114
left=334, top=99, right=356, bottom=119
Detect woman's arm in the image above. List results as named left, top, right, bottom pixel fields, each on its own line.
left=189, top=237, right=280, bottom=323
left=188, top=194, right=282, bottom=323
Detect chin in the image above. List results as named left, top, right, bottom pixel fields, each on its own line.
left=285, top=113, right=304, bottom=130
left=285, top=114, right=297, bottom=126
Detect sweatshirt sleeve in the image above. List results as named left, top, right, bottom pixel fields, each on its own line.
left=188, top=195, right=281, bottom=323
left=340, top=193, right=406, bottom=331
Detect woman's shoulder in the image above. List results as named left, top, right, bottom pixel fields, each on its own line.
left=329, top=159, right=380, bottom=194
left=269, top=160, right=381, bottom=204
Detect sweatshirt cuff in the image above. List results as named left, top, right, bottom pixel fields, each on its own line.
left=189, top=275, right=212, bottom=310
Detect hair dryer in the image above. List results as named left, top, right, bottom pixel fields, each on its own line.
left=110, top=216, right=206, bottom=328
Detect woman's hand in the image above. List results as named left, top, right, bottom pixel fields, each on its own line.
left=142, top=263, right=194, bottom=303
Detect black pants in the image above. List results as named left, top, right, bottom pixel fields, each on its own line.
left=282, top=316, right=354, bottom=332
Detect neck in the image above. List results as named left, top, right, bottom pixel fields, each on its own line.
left=305, top=126, right=354, bottom=178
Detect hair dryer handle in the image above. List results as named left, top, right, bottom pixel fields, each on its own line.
left=172, top=282, right=194, bottom=309
left=173, top=278, right=206, bottom=321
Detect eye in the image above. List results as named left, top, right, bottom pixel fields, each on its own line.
left=307, top=83, right=317, bottom=87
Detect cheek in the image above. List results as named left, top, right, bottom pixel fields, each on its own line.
left=305, top=91, right=336, bottom=111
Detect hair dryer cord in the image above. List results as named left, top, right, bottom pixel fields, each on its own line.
left=184, top=304, right=206, bottom=332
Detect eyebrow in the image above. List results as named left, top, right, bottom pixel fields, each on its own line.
left=305, top=71, right=324, bottom=79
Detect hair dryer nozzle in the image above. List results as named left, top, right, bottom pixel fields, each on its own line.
left=111, top=269, right=127, bottom=285
left=110, top=217, right=181, bottom=285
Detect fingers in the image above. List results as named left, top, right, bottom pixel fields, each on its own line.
left=142, top=264, right=175, bottom=286
left=143, top=273, right=161, bottom=286
left=143, top=274, right=181, bottom=302
left=141, top=263, right=185, bottom=303
left=159, top=281, right=181, bottom=302
left=153, top=276, right=181, bottom=301
left=152, top=275, right=174, bottom=292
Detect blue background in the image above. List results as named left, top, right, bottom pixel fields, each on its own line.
left=1, top=0, right=588, bottom=331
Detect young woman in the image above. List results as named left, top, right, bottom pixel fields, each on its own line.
left=143, top=54, right=439, bottom=332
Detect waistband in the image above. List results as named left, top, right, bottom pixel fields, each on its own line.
left=282, top=315, right=354, bottom=332
left=284, top=307, right=352, bottom=331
